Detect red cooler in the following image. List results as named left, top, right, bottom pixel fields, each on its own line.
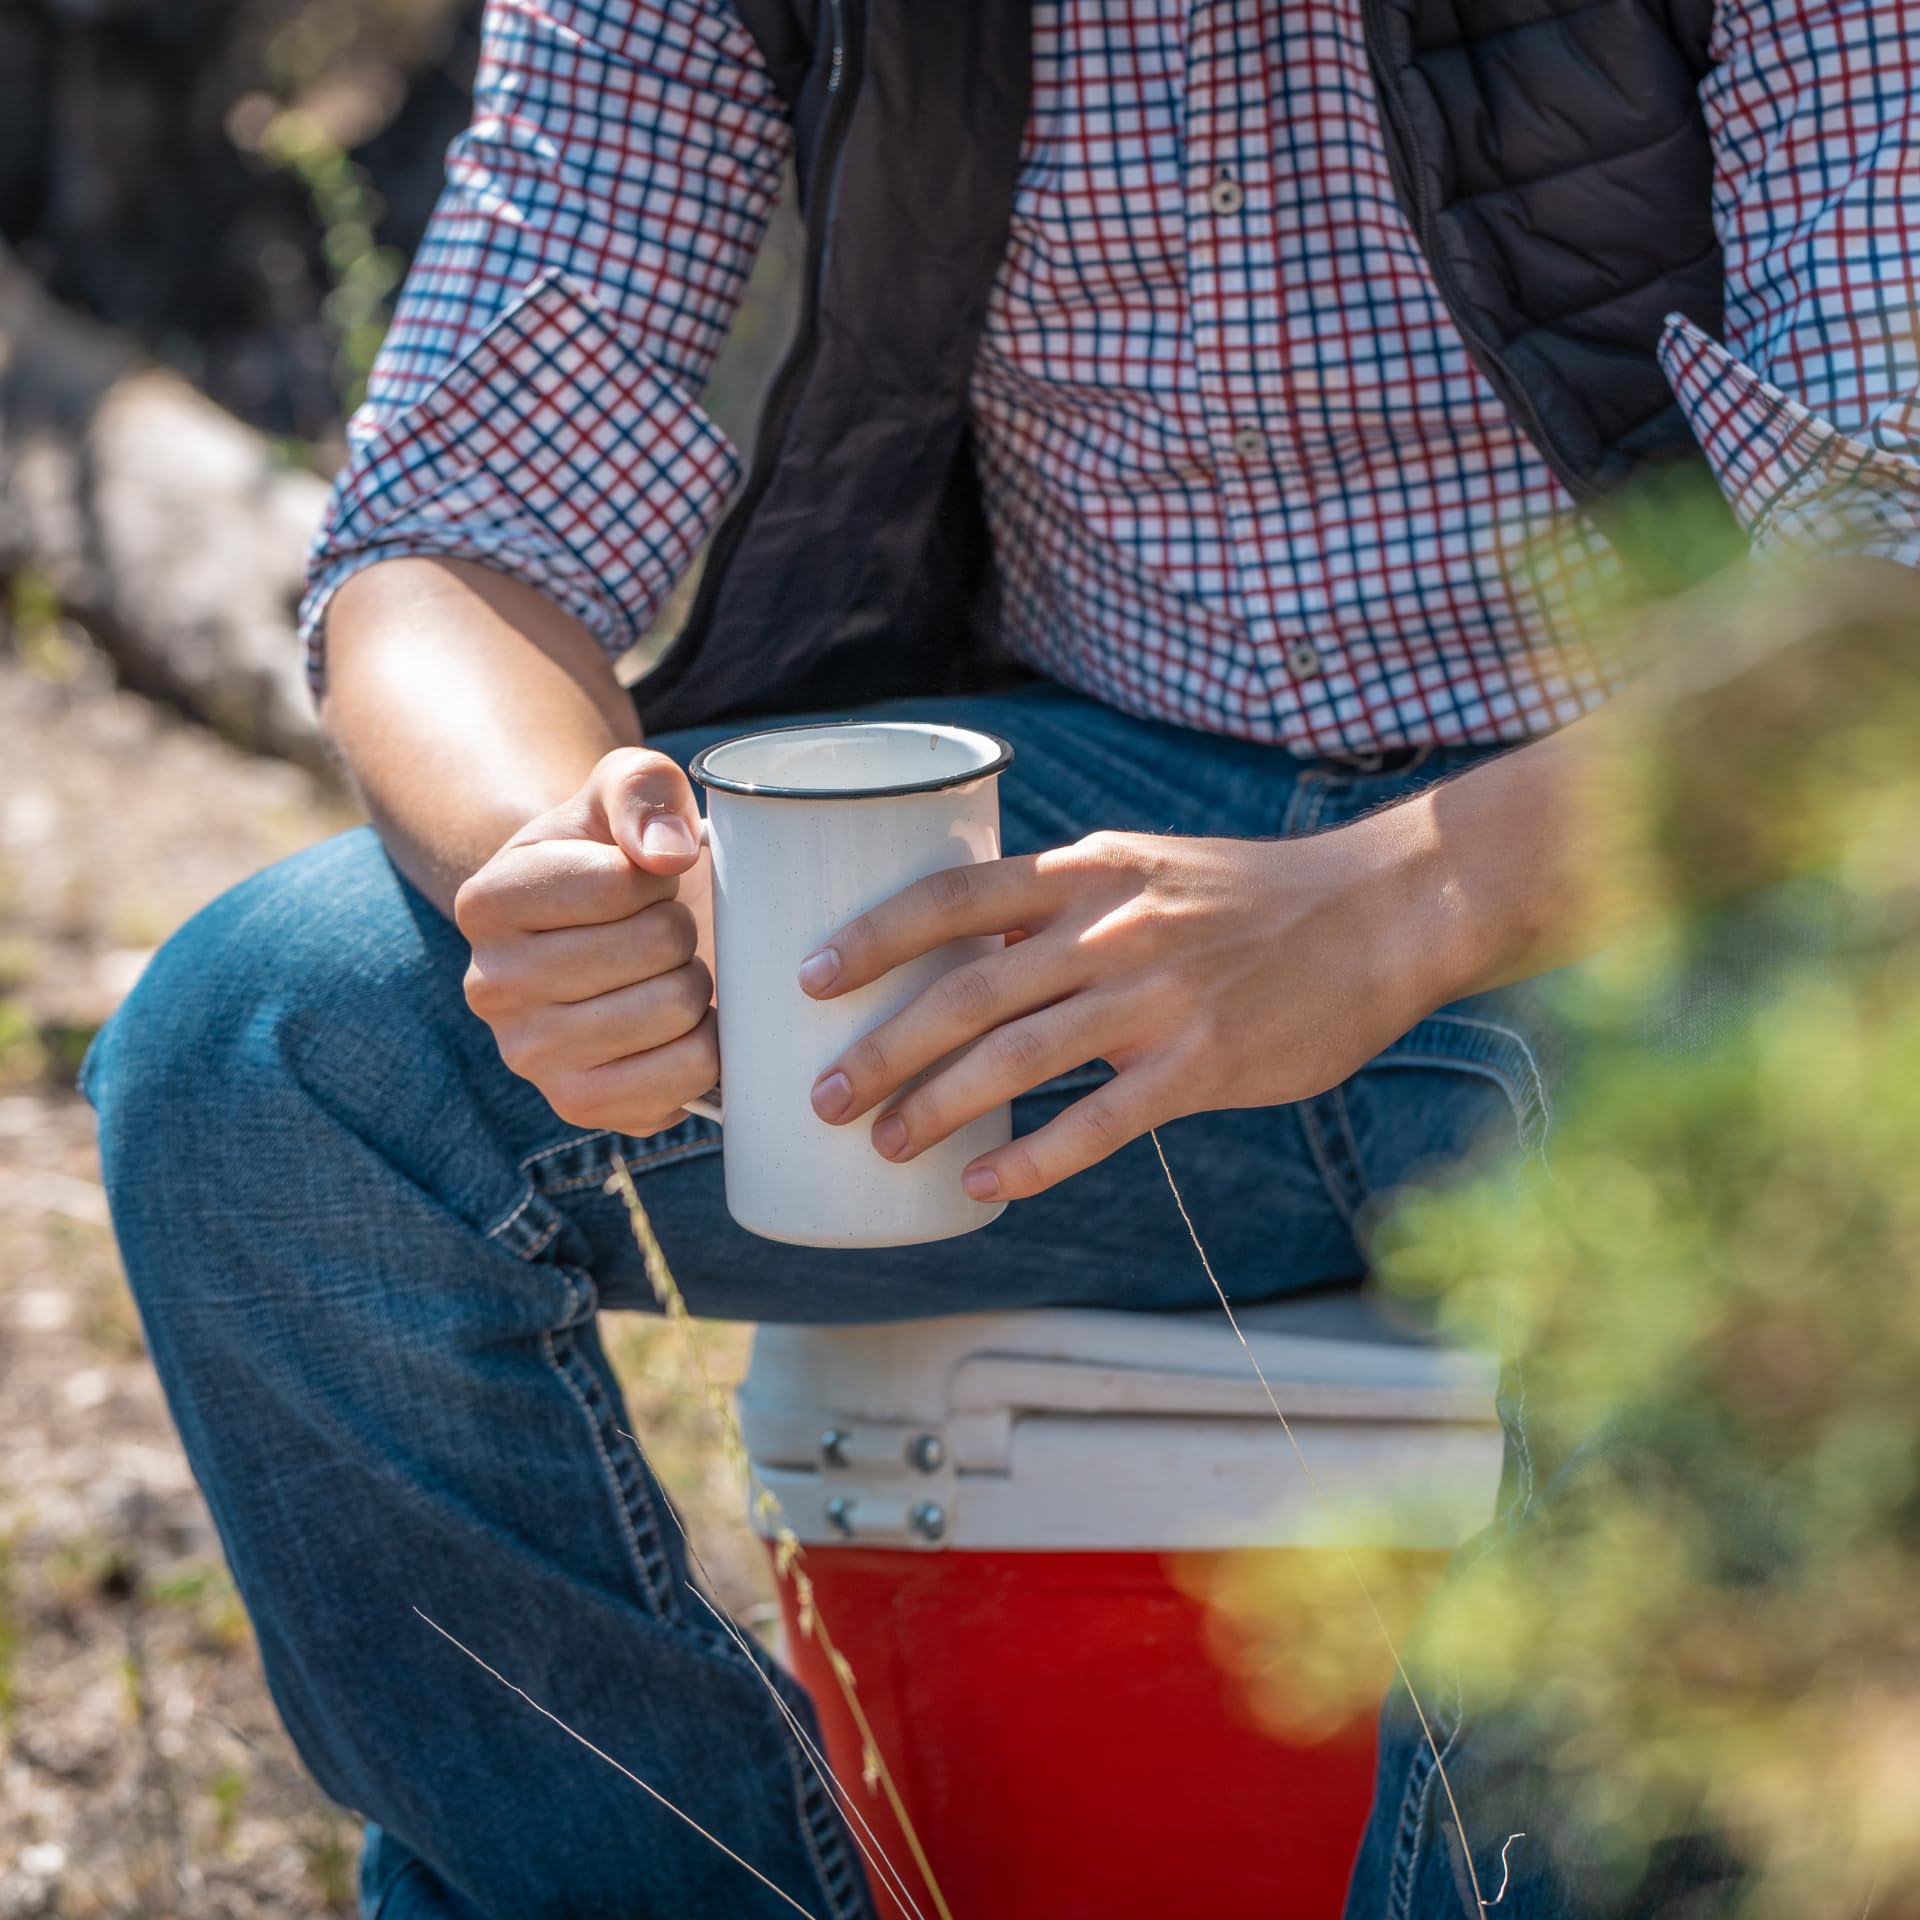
left=738, top=1291, right=1500, bottom=1920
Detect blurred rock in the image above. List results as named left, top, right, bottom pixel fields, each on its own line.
left=2, top=249, right=330, bottom=768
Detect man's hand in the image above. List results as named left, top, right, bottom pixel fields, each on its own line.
left=455, top=748, right=719, bottom=1136
left=800, top=818, right=1465, bottom=1203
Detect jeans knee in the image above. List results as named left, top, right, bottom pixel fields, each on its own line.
left=85, top=829, right=468, bottom=1216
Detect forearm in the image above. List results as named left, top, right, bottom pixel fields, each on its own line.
left=1380, top=720, right=1605, bottom=1005
left=1370, top=555, right=1920, bottom=1012
left=320, top=559, right=642, bottom=916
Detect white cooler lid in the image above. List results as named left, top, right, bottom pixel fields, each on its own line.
left=739, top=1290, right=1503, bottom=1553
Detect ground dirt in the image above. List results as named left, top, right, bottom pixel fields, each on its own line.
left=0, top=640, right=767, bottom=1917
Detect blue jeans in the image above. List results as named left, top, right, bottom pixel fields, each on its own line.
left=85, top=680, right=1558, bottom=1919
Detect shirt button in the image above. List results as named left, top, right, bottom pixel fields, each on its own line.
left=1286, top=641, right=1323, bottom=679
left=1207, top=174, right=1245, bottom=216
left=1230, top=425, right=1267, bottom=460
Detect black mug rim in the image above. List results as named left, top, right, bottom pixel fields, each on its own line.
left=689, top=719, right=1016, bottom=801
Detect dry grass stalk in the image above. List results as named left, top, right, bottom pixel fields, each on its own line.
left=605, top=1157, right=955, bottom=1920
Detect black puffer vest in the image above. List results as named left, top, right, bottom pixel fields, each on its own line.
left=637, top=0, right=1722, bottom=734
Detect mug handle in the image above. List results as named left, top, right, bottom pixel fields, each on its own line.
left=684, top=813, right=723, bottom=1125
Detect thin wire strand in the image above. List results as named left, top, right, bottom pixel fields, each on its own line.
left=412, top=1607, right=820, bottom=1920
left=613, top=1434, right=927, bottom=1920
left=613, top=1423, right=931, bottom=1920
left=1489, top=1833, right=1525, bottom=1907
left=779, top=1588, right=952, bottom=1920
left=1149, top=1128, right=1492, bottom=1914
left=682, top=1580, right=931, bottom=1920
left=605, top=1159, right=955, bottom=1920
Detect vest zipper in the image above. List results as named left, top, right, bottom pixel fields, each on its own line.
left=1360, top=1, right=1598, bottom=510
left=648, top=0, right=863, bottom=706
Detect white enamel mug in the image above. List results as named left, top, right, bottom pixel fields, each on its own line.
left=686, top=720, right=1015, bottom=1249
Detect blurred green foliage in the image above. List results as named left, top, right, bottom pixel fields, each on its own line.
left=261, top=109, right=406, bottom=416
left=0, top=1532, right=18, bottom=1734
left=150, top=1558, right=254, bottom=1656
left=1201, top=508, right=1920, bottom=1917
left=208, top=1763, right=251, bottom=1854
left=7, top=570, right=89, bottom=690
left=301, top=1808, right=359, bottom=1913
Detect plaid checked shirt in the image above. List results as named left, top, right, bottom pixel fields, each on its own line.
left=302, top=0, right=1920, bottom=753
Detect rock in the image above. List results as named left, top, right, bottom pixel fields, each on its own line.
left=1, top=250, right=331, bottom=770
left=88, top=368, right=331, bottom=763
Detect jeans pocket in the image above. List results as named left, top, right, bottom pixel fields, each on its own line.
left=1368, top=1002, right=1555, bottom=1164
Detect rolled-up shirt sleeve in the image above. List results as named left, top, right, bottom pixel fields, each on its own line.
left=299, top=0, right=793, bottom=690
left=1659, top=0, right=1920, bottom=568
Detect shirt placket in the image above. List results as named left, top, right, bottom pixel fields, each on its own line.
left=1181, top=0, right=1347, bottom=748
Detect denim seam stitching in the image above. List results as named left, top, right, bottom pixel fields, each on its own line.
left=1332, top=1083, right=1368, bottom=1201
left=484, top=1130, right=609, bottom=1240
left=561, top=1136, right=721, bottom=1194
left=1391, top=1689, right=1471, bottom=1920
left=787, top=1746, right=845, bottom=1920
left=1418, top=1012, right=1552, bottom=1153
left=1279, top=770, right=1328, bottom=837
left=520, top=1128, right=614, bottom=1170
left=1366, top=1051, right=1537, bottom=1161
left=1442, top=1676, right=1478, bottom=1920
left=546, top=1166, right=633, bottom=1197
left=1508, top=1343, right=1537, bottom=1518
left=782, top=1709, right=866, bottom=1920
left=1404, top=1755, right=1437, bottom=1920
left=1387, top=1721, right=1434, bottom=1920
left=565, top=1329, right=685, bottom=1617
left=484, top=1184, right=542, bottom=1245
left=541, top=1312, right=675, bottom=1619
left=1373, top=1046, right=1521, bottom=1105
left=1297, top=1099, right=1363, bottom=1233
left=619, top=1133, right=723, bottom=1171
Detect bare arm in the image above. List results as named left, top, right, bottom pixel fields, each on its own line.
left=322, top=555, right=720, bottom=1137
left=320, top=557, right=643, bottom=915
left=292, top=0, right=794, bottom=1138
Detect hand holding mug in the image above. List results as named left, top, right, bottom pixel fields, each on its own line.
left=803, top=818, right=1444, bottom=1203
left=454, top=748, right=719, bottom=1137
left=460, top=722, right=1017, bottom=1250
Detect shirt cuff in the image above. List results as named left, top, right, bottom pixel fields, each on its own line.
left=1658, top=312, right=1920, bottom=571
left=298, top=271, right=741, bottom=693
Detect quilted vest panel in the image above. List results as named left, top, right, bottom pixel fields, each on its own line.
left=1371, top=0, right=1721, bottom=496
left=638, top=0, right=1721, bottom=733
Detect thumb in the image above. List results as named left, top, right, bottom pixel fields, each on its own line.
left=589, top=748, right=703, bottom=877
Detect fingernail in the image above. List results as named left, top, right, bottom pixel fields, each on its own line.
left=811, top=1071, right=853, bottom=1122
left=641, top=813, right=696, bottom=859
left=963, top=1165, right=1000, bottom=1201
left=797, top=947, right=841, bottom=994
left=872, top=1113, right=909, bottom=1160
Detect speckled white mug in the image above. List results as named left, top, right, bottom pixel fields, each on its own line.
left=687, top=720, right=1015, bottom=1249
